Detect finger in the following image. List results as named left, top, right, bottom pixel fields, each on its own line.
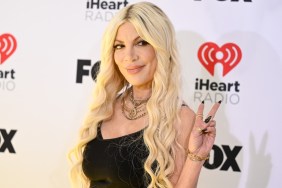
left=202, top=127, right=216, bottom=136
left=205, top=101, right=221, bottom=122
left=208, top=120, right=216, bottom=127
left=196, top=101, right=205, bottom=120
left=201, top=120, right=216, bottom=131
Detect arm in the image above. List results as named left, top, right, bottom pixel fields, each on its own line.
left=172, top=102, right=221, bottom=188
left=175, top=154, right=205, bottom=188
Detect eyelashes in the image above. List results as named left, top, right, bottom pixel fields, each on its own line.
left=137, top=40, right=149, bottom=46
left=113, top=44, right=124, bottom=50
left=113, top=40, right=149, bottom=50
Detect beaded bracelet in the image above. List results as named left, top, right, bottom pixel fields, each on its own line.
left=187, top=150, right=210, bottom=161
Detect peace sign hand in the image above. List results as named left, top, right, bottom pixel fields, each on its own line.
left=188, top=101, right=221, bottom=159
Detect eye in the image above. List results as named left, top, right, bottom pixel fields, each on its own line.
left=113, top=44, right=124, bottom=50
left=136, top=40, right=149, bottom=46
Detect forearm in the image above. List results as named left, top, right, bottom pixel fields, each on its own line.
left=175, top=158, right=205, bottom=188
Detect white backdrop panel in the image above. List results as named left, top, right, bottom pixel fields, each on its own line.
left=1, top=0, right=281, bottom=188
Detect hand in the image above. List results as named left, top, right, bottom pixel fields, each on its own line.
left=188, top=101, right=221, bottom=158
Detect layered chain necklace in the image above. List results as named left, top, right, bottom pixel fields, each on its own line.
left=121, top=88, right=150, bottom=120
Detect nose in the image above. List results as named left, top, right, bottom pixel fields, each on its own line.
left=124, top=46, right=138, bottom=62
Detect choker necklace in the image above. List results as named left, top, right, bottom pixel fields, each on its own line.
left=121, top=88, right=150, bottom=120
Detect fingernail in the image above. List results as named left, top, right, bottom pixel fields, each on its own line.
left=218, top=100, right=222, bottom=104
left=202, top=100, right=205, bottom=104
left=204, top=116, right=212, bottom=123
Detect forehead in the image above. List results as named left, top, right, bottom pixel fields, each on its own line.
left=115, top=22, right=140, bottom=40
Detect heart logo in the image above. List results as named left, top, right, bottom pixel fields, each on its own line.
left=0, top=33, right=17, bottom=65
left=198, top=42, right=242, bottom=76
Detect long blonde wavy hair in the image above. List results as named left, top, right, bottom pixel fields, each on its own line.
left=69, top=2, right=183, bottom=188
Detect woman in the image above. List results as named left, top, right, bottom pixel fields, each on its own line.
left=69, top=2, right=221, bottom=188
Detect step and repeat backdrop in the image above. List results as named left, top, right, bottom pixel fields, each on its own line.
left=1, top=0, right=281, bottom=188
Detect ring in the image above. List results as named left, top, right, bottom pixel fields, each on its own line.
left=196, top=113, right=203, bottom=120
left=197, top=127, right=202, bottom=132
left=197, top=127, right=208, bottom=134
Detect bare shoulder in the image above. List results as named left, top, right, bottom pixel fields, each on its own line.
left=175, top=105, right=196, bottom=147
left=180, top=105, right=195, bottom=126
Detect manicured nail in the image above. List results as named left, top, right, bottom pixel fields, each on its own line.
left=202, top=100, right=205, bottom=104
left=218, top=100, right=222, bottom=104
left=204, top=116, right=212, bottom=123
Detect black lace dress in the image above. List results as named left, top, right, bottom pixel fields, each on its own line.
left=82, top=126, right=149, bottom=188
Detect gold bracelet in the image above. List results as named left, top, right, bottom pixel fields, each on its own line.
left=187, top=150, right=210, bottom=161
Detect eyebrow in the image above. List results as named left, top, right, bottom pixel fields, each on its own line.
left=114, top=36, right=142, bottom=43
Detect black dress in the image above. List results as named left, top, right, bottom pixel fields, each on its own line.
left=82, top=126, right=149, bottom=188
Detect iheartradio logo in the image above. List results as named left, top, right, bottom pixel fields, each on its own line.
left=198, top=42, right=242, bottom=76
left=0, top=33, right=17, bottom=65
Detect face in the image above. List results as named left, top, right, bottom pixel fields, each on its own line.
left=113, top=22, right=157, bottom=89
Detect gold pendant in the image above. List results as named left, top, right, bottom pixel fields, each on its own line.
left=129, top=108, right=137, bottom=119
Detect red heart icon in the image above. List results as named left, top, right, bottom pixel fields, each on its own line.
left=0, top=33, right=17, bottom=65
left=198, top=42, right=242, bottom=76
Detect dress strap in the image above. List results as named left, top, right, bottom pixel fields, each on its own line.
left=96, top=125, right=103, bottom=139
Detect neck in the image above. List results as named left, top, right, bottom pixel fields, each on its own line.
left=132, top=86, right=152, bottom=100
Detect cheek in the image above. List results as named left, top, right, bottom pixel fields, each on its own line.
left=114, top=53, right=124, bottom=75
left=114, top=50, right=124, bottom=64
left=147, top=48, right=157, bottom=66
left=113, top=52, right=119, bottom=64
left=147, top=51, right=157, bottom=72
left=114, top=53, right=125, bottom=74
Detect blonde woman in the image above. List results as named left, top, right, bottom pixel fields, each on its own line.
left=69, top=2, right=221, bottom=188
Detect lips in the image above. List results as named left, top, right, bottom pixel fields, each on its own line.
left=126, top=65, right=145, bottom=74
